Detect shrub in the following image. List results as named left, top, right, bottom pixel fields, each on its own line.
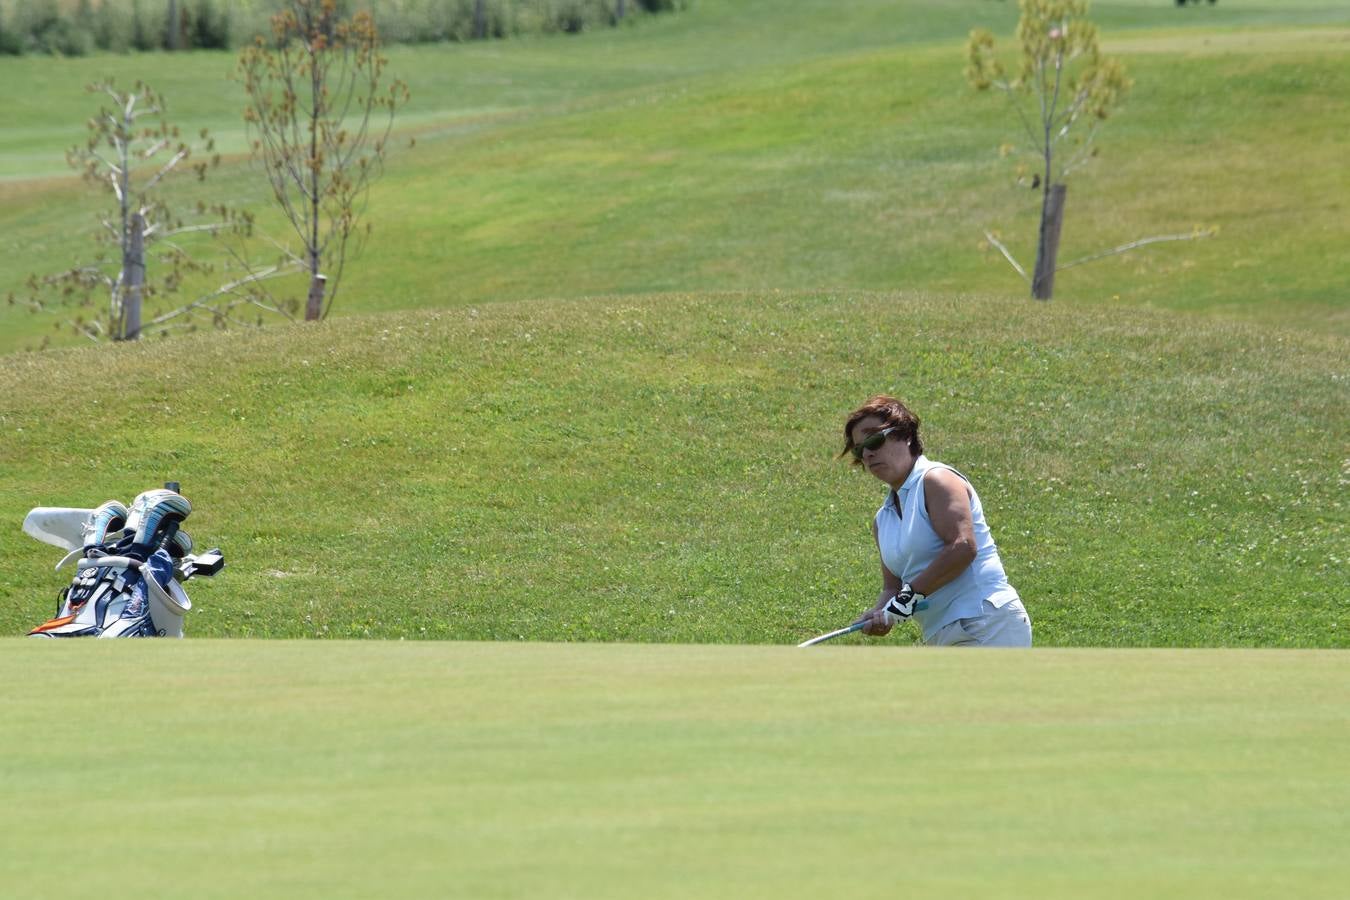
left=190, top=0, right=231, bottom=49
left=130, top=0, right=164, bottom=51
left=15, top=0, right=95, bottom=56
left=546, top=0, right=599, bottom=34
left=0, top=7, right=23, bottom=56
left=93, top=0, right=134, bottom=51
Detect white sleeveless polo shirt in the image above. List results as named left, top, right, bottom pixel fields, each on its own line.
left=874, top=456, right=1020, bottom=641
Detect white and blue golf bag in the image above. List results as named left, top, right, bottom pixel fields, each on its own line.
left=24, top=485, right=224, bottom=638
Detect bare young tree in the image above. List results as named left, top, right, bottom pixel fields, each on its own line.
left=968, top=0, right=1137, bottom=299
left=16, top=81, right=290, bottom=343
left=237, top=0, right=409, bottom=321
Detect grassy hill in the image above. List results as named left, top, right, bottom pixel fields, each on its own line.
left=1, top=290, right=1343, bottom=645
left=1, top=0, right=1348, bottom=355
left=0, top=1, right=1347, bottom=645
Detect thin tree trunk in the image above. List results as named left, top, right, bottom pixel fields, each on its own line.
left=1031, top=61, right=1060, bottom=302
left=617, top=0, right=627, bottom=20
left=1031, top=183, right=1067, bottom=300
left=166, top=0, right=180, bottom=51
left=305, top=273, right=327, bottom=322
left=116, top=109, right=133, bottom=338
left=473, top=0, right=487, bottom=39
left=307, top=37, right=322, bottom=321
left=123, top=213, right=146, bottom=340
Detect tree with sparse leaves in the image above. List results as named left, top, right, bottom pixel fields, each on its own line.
left=14, top=81, right=289, bottom=344
left=237, top=0, right=409, bottom=321
left=968, top=0, right=1131, bottom=299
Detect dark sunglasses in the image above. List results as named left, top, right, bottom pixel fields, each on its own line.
left=851, top=427, right=899, bottom=460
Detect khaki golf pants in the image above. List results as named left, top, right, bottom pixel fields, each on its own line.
left=926, top=598, right=1033, bottom=647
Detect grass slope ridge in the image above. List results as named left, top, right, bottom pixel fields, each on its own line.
left=1, top=291, right=1343, bottom=646
left=2, top=642, right=1347, bottom=899
left=2, top=4, right=1349, bottom=353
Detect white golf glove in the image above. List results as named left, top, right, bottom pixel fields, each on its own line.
left=880, top=584, right=922, bottom=626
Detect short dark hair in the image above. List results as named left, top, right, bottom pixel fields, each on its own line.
left=840, top=395, right=923, bottom=465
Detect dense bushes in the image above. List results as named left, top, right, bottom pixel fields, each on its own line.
left=0, top=0, right=229, bottom=54
left=0, top=12, right=21, bottom=56
left=345, top=1, right=693, bottom=44
left=3, top=0, right=94, bottom=55
left=0, top=0, right=690, bottom=55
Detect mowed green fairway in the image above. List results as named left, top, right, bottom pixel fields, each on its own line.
left=1, top=642, right=1345, bottom=899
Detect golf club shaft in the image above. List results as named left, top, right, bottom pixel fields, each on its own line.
left=797, top=621, right=865, bottom=647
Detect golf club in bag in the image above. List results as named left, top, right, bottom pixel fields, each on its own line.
left=23, top=483, right=224, bottom=638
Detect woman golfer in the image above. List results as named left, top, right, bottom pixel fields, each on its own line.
left=843, top=395, right=1032, bottom=647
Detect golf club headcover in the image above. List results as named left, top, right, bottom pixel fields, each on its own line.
left=125, top=489, right=192, bottom=553
left=881, top=584, right=923, bottom=625
left=83, top=500, right=130, bottom=549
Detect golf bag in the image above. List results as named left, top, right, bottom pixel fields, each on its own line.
left=23, top=485, right=224, bottom=638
